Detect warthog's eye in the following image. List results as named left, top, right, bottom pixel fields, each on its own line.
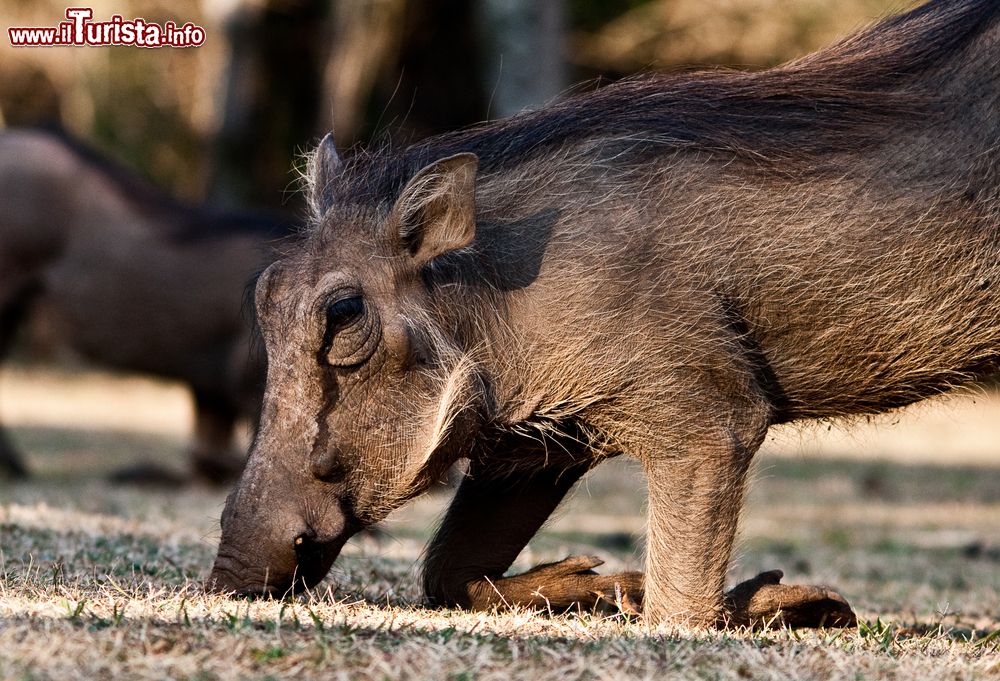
left=326, top=296, right=364, bottom=334
left=319, top=292, right=380, bottom=368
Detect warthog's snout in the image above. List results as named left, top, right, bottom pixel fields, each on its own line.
left=209, top=531, right=351, bottom=598
left=209, top=474, right=358, bottom=598
left=209, top=526, right=354, bottom=598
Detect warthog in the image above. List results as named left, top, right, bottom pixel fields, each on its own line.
left=212, top=0, right=999, bottom=627
left=0, top=129, right=292, bottom=484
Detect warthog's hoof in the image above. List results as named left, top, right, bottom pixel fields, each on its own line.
left=722, top=569, right=857, bottom=629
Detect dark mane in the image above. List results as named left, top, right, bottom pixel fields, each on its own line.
left=334, top=0, right=999, bottom=204
left=29, top=127, right=300, bottom=242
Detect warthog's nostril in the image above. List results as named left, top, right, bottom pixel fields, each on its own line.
left=293, top=530, right=317, bottom=553
left=293, top=531, right=324, bottom=565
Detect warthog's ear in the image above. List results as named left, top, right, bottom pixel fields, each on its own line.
left=393, top=153, right=478, bottom=264
left=308, top=132, right=342, bottom=215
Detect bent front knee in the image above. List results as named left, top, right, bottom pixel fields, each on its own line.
left=423, top=572, right=494, bottom=610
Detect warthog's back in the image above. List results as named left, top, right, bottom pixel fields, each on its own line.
left=321, top=0, right=1000, bottom=426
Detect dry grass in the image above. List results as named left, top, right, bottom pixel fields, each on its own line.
left=1, top=365, right=999, bottom=680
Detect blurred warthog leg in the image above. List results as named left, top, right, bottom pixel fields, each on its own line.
left=108, top=389, right=245, bottom=487
left=0, top=281, right=37, bottom=480
left=189, top=389, right=245, bottom=485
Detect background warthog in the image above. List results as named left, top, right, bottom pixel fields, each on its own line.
left=0, top=129, right=292, bottom=484
left=212, top=0, right=999, bottom=627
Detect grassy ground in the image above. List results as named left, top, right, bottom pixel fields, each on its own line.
left=1, top=366, right=999, bottom=679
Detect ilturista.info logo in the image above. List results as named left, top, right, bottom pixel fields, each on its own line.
left=8, top=7, right=206, bottom=48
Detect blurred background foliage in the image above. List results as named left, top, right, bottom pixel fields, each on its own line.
left=0, top=0, right=908, bottom=216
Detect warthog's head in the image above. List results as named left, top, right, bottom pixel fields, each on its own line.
left=210, top=135, right=486, bottom=596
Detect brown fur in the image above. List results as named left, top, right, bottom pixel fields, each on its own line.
left=212, top=0, right=999, bottom=626
left=0, top=129, right=292, bottom=483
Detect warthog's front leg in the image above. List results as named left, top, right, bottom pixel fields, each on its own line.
left=637, top=395, right=856, bottom=628
left=423, top=461, right=643, bottom=613
left=723, top=569, right=856, bottom=629
left=0, top=425, right=28, bottom=480
left=109, top=389, right=244, bottom=487
left=635, top=405, right=765, bottom=626
left=188, top=389, right=245, bottom=484
left=0, top=285, right=31, bottom=480
left=560, top=566, right=855, bottom=627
